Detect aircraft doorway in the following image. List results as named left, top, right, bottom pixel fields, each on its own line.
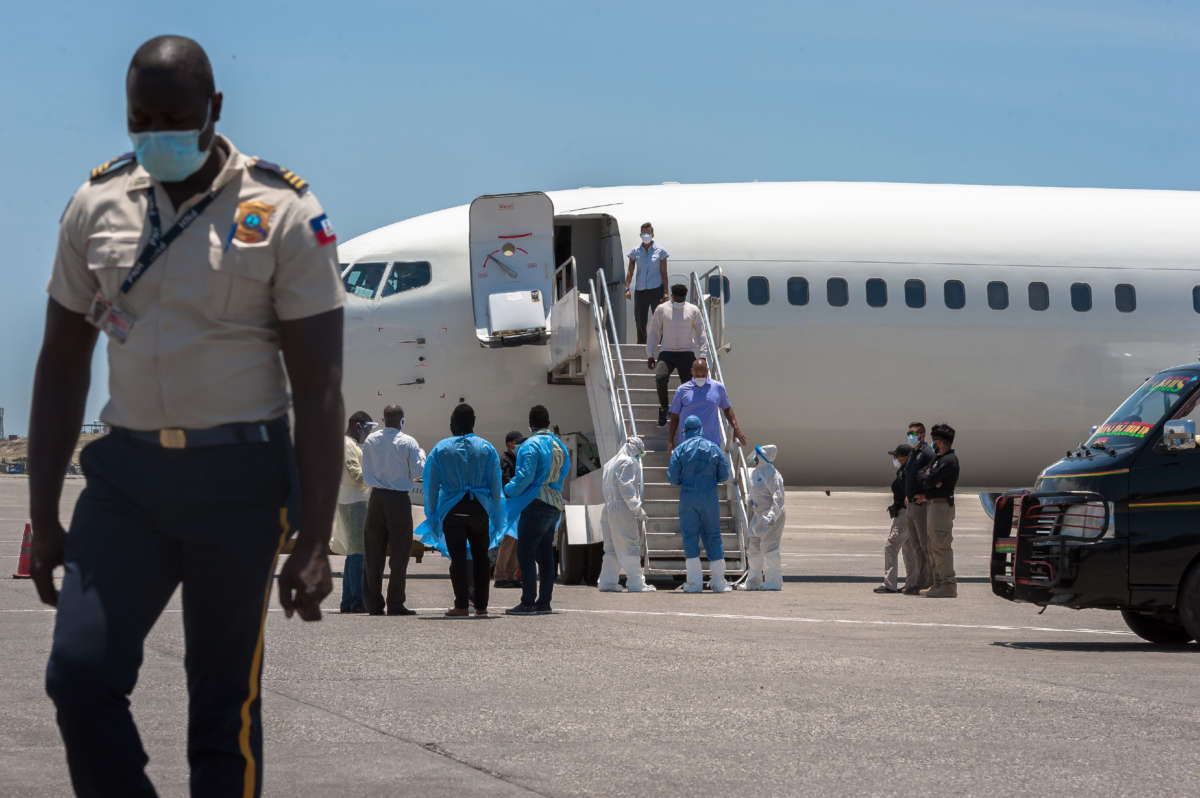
left=553, top=214, right=627, bottom=343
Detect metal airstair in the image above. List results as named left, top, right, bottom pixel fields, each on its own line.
left=551, top=259, right=751, bottom=584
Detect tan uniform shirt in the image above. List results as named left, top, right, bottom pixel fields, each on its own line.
left=47, top=135, right=344, bottom=430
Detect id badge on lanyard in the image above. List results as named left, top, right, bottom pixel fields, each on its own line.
left=88, top=186, right=222, bottom=343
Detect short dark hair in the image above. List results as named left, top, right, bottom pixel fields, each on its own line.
left=640, top=221, right=653, bottom=232
left=529, top=404, right=550, bottom=430
left=930, top=423, right=955, bottom=445
left=907, top=422, right=926, bottom=434
left=383, top=405, right=405, bottom=428
left=347, top=410, right=371, bottom=435
left=128, top=35, right=215, bottom=96
left=670, top=283, right=688, bottom=299
left=450, top=403, right=475, bottom=436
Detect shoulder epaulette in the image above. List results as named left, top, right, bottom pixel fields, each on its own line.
left=89, top=152, right=136, bottom=181
left=251, top=158, right=309, bottom=194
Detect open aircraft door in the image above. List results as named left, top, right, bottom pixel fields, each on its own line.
left=469, top=192, right=555, bottom=347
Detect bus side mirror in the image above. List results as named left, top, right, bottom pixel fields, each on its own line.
left=1163, top=419, right=1196, bottom=451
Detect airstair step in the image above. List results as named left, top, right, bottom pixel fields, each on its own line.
left=646, top=517, right=735, bottom=533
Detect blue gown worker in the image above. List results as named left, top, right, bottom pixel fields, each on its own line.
left=502, top=405, right=571, bottom=616
left=416, top=403, right=505, bottom=617
left=668, top=415, right=733, bottom=593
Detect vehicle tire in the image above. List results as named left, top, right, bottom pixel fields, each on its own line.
left=556, top=528, right=587, bottom=585
left=1177, top=564, right=1200, bottom=644
left=1120, top=609, right=1194, bottom=645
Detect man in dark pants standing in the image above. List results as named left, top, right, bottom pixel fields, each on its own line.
left=624, top=221, right=669, bottom=344
left=360, top=405, right=425, bottom=616
left=419, top=404, right=504, bottom=617
left=503, top=406, right=571, bottom=615
left=28, top=36, right=343, bottom=798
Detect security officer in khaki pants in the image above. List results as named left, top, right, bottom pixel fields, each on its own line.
left=912, top=423, right=961, bottom=598
left=27, top=36, right=344, bottom=797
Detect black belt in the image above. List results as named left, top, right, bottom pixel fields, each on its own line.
left=113, top=418, right=285, bottom=450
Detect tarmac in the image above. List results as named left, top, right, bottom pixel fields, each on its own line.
left=0, top=475, right=1196, bottom=797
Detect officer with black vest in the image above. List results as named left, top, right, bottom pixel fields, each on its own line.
left=27, top=36, right=344, bottom=797
left=901, top=421, right=935, bottom=594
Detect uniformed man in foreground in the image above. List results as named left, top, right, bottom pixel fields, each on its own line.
left=27, top=36, right=345, bottom=797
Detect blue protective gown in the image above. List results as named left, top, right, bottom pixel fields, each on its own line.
left=501, top=430, right=571, bottom=539
left=415, top=433, right=505, bottom=558
left=667, top=422, right=731, bottom=559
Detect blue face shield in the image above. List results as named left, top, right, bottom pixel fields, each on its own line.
left=129, top=102, right=213, bottom=182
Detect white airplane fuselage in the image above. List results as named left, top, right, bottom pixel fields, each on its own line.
left=336, top=181, right=1200, bottom=486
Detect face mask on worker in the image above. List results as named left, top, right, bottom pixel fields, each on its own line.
left=641, top=233, right=653, bottom=243
left=892, top=458, right=900, bottom=468
left=907, top=433, right=919, bottom=446
left=129, top=101, right=213, bottom=182
left=693, top=377, right=707, bottom=387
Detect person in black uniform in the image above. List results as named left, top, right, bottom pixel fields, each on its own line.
left=28, top=36, right=343, bottom=797
left=875, top=443, right=913, bottom=594
left=914, top=423, right=960, bottom=598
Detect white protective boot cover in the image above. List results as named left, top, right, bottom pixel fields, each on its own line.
left=737, top=536, right=765, bottom=590
left=761, top=525, right=784, bottom=590
left=621, top=552, right=656, bottom=591
left=682, top=557, right=704, bottom=592
left=596, top=506, right=625, bottom=591
left=709, top=558, right=731, bottom=593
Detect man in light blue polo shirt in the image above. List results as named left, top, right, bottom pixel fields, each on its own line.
left=667, top=359, right=748, bottom=452
left=624, top=221, right=669, bottom=344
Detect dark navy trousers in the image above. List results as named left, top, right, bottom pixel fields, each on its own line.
left=517, top=499, right=560, bottom=608
left=45, top=429, right=290, bottom=798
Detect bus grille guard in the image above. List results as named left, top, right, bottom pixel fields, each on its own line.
left=991, top=490, right=1112, bottom=605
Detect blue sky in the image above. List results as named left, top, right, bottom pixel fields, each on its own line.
left=1, top=0, right=1197, bottom=435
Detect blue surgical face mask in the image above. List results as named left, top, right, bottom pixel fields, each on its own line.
left=129, top=102, right=213, bottom=182
left=907, top=433, right=919, bottom=445
left=641, top=233, right=653, bottom=243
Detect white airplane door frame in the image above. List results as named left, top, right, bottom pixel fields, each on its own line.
left=469, top=192, right=555, bottom=346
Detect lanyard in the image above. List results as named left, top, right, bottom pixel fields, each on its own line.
left=121, top=186, right=224, bottom=294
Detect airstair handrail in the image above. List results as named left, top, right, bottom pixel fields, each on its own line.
left=696, top=264, right=727, bottom=352
left=587, top=275, right=627, bottom=445
left=596, top=273, right=639, bottom=441
left=554, top=256, right=577, bottom=301
left=689, top=269, right=751, bottom=563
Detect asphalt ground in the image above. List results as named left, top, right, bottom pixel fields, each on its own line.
left=0, top=475, right=1196, bottom=796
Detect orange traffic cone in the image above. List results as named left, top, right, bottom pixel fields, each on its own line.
left=12, top=523, right=32, bottom=579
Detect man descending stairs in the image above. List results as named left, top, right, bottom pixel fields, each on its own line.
left=611, top=341, right=746, bottom=586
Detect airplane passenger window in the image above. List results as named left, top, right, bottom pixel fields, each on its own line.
left=707, top=275, right=730, bottom=303
left=1071, top=282, right=1092, bottom=312
left=1193, top=286, right=1200, bottom=313
left=380, top=261, right=433, bottom=298
left=787, top=277, right=809, bottom=306
left=827, top=277, right=849, bottom=307
left=747, top=276, right=770, bottom=306
left=987, top=281, right=1008, bottom=310
left=341, top=262, right=388, bottom=299
left=1028, top=282, right=1049, bottom=311
left=904, top=279, right=925, bottom=308
left=1114, top=283, right=1136, bottom=313
left=944, top=280, right=965, bottom=309
left=866, top=278, right=887, bottom=308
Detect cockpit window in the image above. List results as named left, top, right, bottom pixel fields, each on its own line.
left=1087, top=371, right=1200, bottom=451
left=342, top=262, right=387, bottom=298
left=380, top=261, right=432, bottom=298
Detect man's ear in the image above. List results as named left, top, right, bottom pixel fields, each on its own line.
left=211, top=91, right=223, bottom=124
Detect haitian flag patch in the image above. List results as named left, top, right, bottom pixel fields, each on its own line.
left=309, top=214, right=336, bottom=247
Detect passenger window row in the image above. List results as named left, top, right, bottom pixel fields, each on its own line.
left=710, top=275, right=1140, bottom=313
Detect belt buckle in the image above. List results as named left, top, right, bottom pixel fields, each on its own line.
left=159, top=428, right=187, bottom=449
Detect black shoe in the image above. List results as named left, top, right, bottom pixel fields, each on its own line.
left=494, top=579, right=521, bottom=588
left=341, top=605, right=368, bottom=614
left=368, top=609, right=385, bottom=616
left=505, top=604, right=538, bottom=616
left=873, top=585, right=900, bottom=594
left=901, top=586, right=922, bottom=595
left=657, top=408, right=668, bottom=427
left=387, top=606, right=417, bottom=616
left=534, top=603, right=553, bottom=614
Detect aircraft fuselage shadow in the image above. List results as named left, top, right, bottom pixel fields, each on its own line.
left=991, top=641, right=1197, bottom=653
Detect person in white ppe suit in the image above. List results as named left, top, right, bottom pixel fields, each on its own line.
left=738, top=444, right=786, bottom=590
left=597, top=436, right=656, bottom=592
